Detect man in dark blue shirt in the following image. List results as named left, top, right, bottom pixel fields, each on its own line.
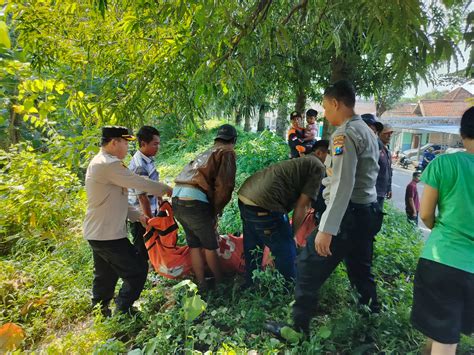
left=376, top=124, right=394, bottom=210
left=361, top=114, right=392, bottom=210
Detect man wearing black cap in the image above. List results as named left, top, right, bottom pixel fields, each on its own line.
left=84, top=126, right=172, bottom=316
left=172, top=124, right=237, bottom=289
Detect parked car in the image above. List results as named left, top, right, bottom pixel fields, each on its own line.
left=402, top=143, right=446, bottom=158
left=445, top=147, right=466, bottom=154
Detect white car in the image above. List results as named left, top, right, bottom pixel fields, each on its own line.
left=402, top=144, right=445, bottom=158
left=444, top=147, right=466, bottom=154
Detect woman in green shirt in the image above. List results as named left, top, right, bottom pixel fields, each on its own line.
left=411, top=107, right=474, bottom=354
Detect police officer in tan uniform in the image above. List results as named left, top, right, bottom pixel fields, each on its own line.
left=84, top=126, right=172, bottom=316
left=266, top=80, right=383, bottom=336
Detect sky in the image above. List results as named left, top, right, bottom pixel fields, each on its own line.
left=403, top=42, right=473, bottom=97
left=404, top=77, right=474, bottom=97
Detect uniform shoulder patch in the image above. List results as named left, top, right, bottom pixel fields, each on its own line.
left=333, top=134, right=345, bottom=156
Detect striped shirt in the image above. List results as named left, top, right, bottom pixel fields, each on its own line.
left=128, top=150, right=159, bottom=215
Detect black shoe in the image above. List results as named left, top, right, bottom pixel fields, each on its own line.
left=101, top=307, right=112, bottom=318
left=264, top=320, right=286, bottom=338
left=264, top=320, right=305, bottom=343
left=92, top=303, right=112, bottom=318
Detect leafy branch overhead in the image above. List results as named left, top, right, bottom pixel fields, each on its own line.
left=1, top=0, right=471, bottom=142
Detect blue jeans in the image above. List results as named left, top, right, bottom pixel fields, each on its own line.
left=238, top=200, right=296, bottom=283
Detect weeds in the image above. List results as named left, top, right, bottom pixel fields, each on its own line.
left=1, top=129, right=472, bottom=354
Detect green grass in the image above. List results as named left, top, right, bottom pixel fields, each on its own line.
left=1, top=128, right=472, bottom=354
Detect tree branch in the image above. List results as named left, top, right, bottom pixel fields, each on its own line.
left=281, top=0, right=308, bottom=25
left=213, top=0, right=273, bottom=69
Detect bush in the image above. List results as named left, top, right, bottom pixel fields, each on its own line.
left=0, top=148, right=85, bottom=254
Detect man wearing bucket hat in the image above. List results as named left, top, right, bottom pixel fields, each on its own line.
left=172, top=124, right=237, bottom=290
left=84, top=126, right=172, bottom=317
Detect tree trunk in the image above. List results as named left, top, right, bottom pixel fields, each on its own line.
left=295, top=86, right=306, bottom=114
left=322, top=57, right=353, bottom=140
left=244, top=114, right=251, bottom=132
left=375, top=99, right=387, bottom=118
left=8, top=104, right=20, bottom=146
left=276, top=96, right=288, bottom=139
left=257, top=104, right=266, bottom=132
left=235, top=109, right=242, bottom=127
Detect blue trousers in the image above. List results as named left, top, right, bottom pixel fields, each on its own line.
left=238, top=200, right=296, bottom=283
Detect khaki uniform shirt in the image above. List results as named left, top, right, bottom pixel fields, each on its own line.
left=83, top=149, right=169, bottom=241
left=319, top=115, right=379, bottom=235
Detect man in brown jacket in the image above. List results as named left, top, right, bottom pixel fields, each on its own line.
left=172, top=124, right=237, bottom=289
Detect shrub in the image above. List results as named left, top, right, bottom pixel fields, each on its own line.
left=0, top=148, right=85, bottom=254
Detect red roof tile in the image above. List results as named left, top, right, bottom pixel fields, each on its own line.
left=418, top=100, right=472, bottom=117
left=443, top=87, right=473, bottom=100
left=381, top=103, right=418, bottom=118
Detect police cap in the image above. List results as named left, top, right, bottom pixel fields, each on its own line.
left=102, top=126, right=135, bottom=141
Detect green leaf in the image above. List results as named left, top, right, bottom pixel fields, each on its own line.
left=220, top=80, right=229, bottom=95
left=280, top=326, right=303, bottom=344
left=182, top=294, right=206, bottom=322
left=173, top=279, right=197, bottom=292
left=0, top=21, right=11, bottom=49
left=317, top=326, right=331, bottom=339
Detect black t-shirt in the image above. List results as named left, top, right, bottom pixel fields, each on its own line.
left=238, top=155, right=325, bottom=213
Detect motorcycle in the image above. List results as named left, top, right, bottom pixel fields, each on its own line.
left=399, top=155, right=411, bottom=169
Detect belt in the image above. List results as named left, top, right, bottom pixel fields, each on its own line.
left=172, top=197, right=208, bottom=207
left=238, top=199, right=273, bottom=213
left=238, top=194, right=258, bottom=207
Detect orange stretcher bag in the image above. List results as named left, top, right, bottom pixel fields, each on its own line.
left=294, top=208, right=318, bottom=248
left=216, top=234, right=246, bottom=274
left=144, top=201, right=192, bottom=279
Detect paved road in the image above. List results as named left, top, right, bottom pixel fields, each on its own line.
left=389, top=166, right=431, bottom=236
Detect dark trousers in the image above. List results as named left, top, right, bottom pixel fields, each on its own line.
left=239, top=201, right=296, bottom=283
left=130, top=221, right=149, bottom=262
left=293, top=202, right=383, bottom=331
left=88, top=238, right=148, bottom=312
left=377, top=196, right=385, bottom=211
left=407, top=213, right=419, bottom=225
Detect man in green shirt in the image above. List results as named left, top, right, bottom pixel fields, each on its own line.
left=411, top=107, right=474, bottom=354
left=238, top=143, right=326, bottom=285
